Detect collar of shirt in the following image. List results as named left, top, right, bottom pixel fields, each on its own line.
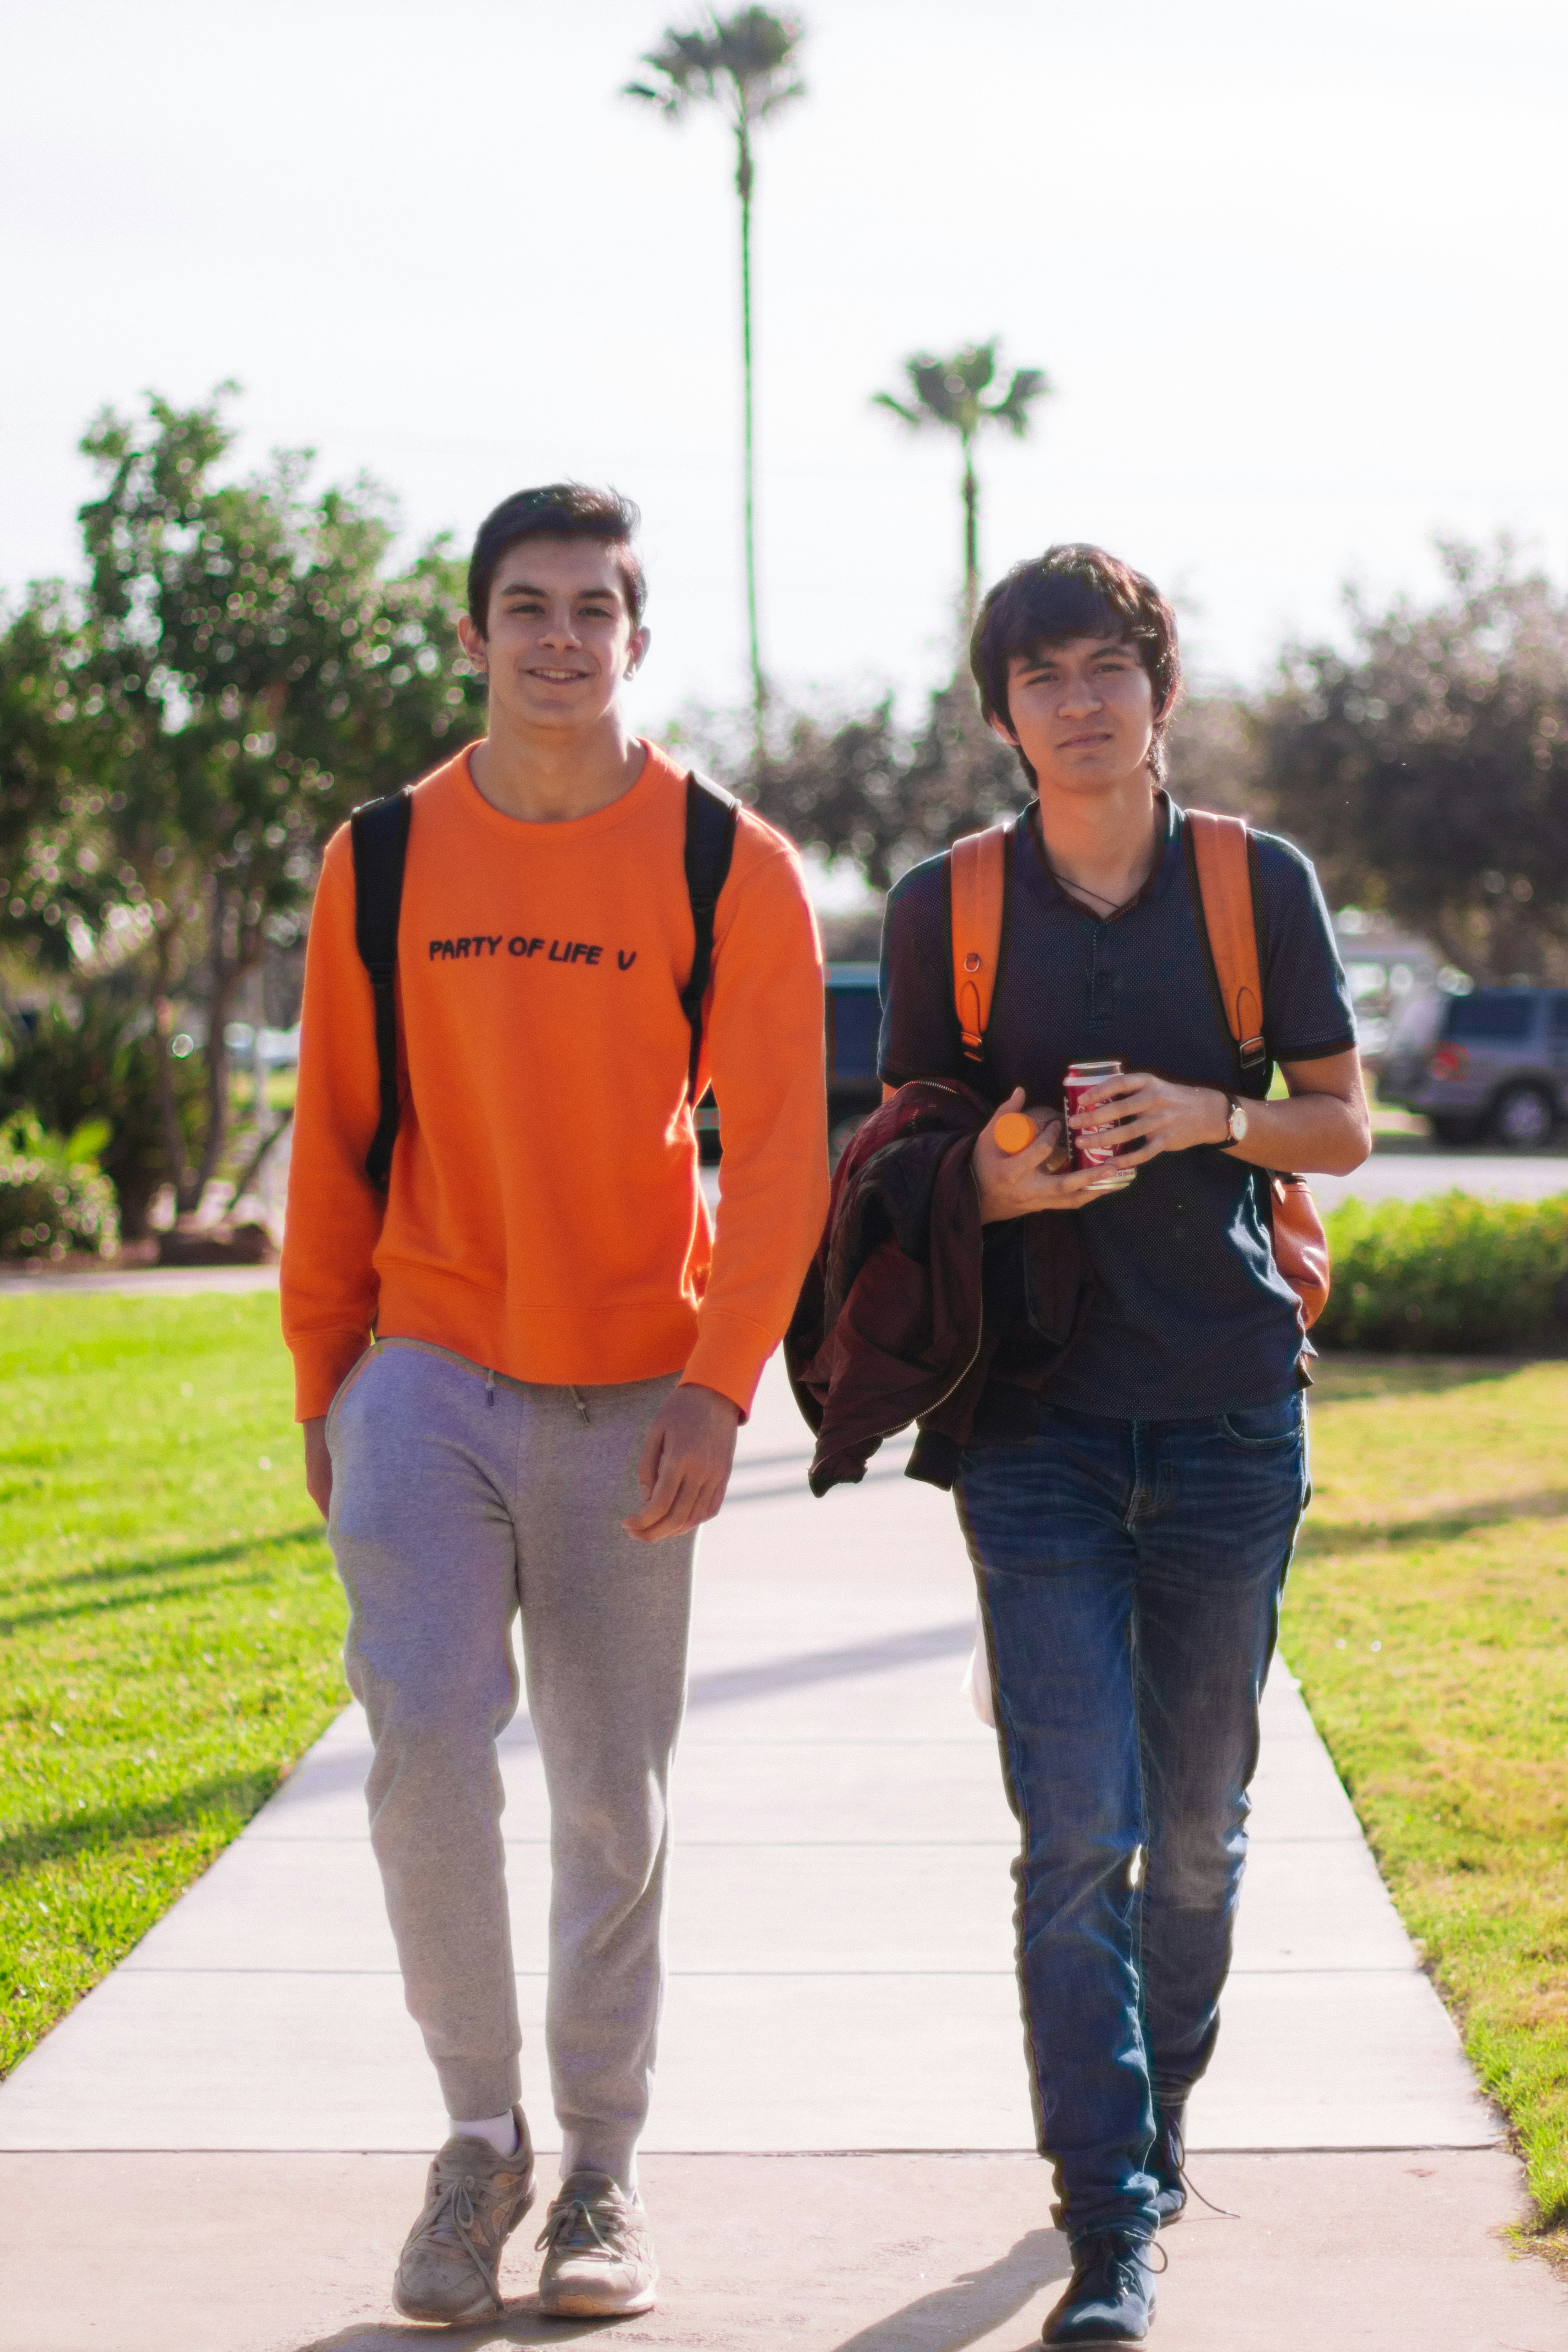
left=1024, top=789, right=1180, bottom=926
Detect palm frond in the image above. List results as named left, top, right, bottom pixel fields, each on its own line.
left=903, top=358, right=969, bottom=429
left=948, top=341, right=999, bottom=398
left=625, top=10, right=806, bottom=123
left=622, top=75, right=685, bottom=115
left=752, top=70, right=807, bottom=121
left=874, top=340, right=1051, bottom=456
left=990, top=367, right=1052, bottom=435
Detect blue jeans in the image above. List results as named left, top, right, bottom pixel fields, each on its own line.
left=956, top=1391, right=1309, bottom=2242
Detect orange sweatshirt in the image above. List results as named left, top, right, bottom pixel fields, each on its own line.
left=281, top=742, right=828, bottom=1421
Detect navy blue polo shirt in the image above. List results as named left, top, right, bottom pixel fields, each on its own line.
left=878, top=795, right=1356, bottom=1420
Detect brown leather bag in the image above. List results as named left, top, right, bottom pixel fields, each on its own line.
left=946, top=807, right=1331, bottom=1331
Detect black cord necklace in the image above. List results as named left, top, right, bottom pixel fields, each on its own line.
left=1039, top=811, right=1162, bottom=920
left=1044, top=862, right=1143, bottom=918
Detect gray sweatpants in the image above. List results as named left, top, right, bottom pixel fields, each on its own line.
left=325, top=1338, right=693, bottom=2185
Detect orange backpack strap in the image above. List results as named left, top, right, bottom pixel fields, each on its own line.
left=948, top=823, right=1011, bottom=1062
left=1184, top=809, right=1268, bottom=1073
left=1186, top=807, right=1330, bottom=1328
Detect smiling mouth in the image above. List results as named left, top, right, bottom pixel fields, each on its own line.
left=529, top=667, right=591, bottom=683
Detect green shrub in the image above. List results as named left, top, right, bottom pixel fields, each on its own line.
left=0, top=993, right=204, bottom=1236
left=1317, top=1191, right=1568, bottom=1352
left=0, top=1113, right=119, bottom=1261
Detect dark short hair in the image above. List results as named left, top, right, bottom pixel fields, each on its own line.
left=467, top=482, right=646, bottom=634
left=969, top=542, right=1182, bottom=783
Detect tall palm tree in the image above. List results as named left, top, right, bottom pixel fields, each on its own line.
left=626, top=10, right=806, bottom=751
left=874, top=341, right=1051, bottom=629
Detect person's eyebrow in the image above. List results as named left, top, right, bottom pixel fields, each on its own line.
left=496, top=580, right=619, bottom=607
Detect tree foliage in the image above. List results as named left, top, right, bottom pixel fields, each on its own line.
left=1259, top=542, right=1568, bottom=982
left=1164, top=692, right=1269, bottom=822
left=747, top=671, right=1027, bottom=889
left=626, top=6, right=805, bottom=138
left=873, top=341, right=1050, bottom=621
left=0, top=388, right=485, bottom=1210
left=0, top=586, right=82, bottom=883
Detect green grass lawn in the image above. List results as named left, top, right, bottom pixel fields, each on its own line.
left=0, top=1298, right=1563, bottom=2260
left=1289, top=1355, right=1568, bottom=2249
left=0, top=1292, right=345, bottom=2076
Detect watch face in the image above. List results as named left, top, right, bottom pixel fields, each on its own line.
left=1231, top=1101, right=1249, bottom=1142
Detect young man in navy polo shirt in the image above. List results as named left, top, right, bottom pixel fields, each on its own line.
left=879, top=544, right=1369, bottom=2345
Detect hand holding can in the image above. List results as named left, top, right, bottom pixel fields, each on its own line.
left=1064, top=1060, right=1137, bottom=1190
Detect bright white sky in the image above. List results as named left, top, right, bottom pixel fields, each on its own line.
left=4, top=0, right=1566, bottom=743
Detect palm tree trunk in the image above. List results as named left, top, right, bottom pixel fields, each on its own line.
left=962, top=440, right=979, bottom=633
left=735, top=117, right=765, bottom=753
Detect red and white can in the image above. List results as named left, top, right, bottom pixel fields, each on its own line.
left=1063, top=1059, right=1126, bottom=1170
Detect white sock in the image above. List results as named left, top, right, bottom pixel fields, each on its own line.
left=450, top=2109, right=519, bottom=2157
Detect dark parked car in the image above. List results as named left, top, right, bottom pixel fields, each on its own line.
left=824, top=961, right=884, bottom=1161
left=1380, top=986, right=1568, bottom=1147
left=695, top=961, right=883, bottom=1165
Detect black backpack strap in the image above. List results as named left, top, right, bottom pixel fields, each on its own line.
left=349, top=788, right=412, bottom=1190
left=679, top=770, right=739, bottom=1102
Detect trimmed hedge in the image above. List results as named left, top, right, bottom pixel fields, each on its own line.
left=1317, top=1190, right=1568, bottom=1352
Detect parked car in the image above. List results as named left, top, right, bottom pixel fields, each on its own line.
left=1332, top=910, right=1440, bottom=1070
left=1379, top=986, right=1568, bottom=1147
left=695, top=961, right=883, bottom=1166
left=223, top=1022, right=302, bottom=1068
left=823, top=961, right=883, bottom=1162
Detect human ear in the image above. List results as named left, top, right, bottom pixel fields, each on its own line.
left=456, top=613, right=488, bottom=672
left=625, top=625, right=650, bottom=680
left=987, top=713, right=1021, bottom=749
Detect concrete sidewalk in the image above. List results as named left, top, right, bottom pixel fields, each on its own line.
left=1, top=1361, right=1560, bottom=2350
left=1311, top=1144, right=1568, bottom=1211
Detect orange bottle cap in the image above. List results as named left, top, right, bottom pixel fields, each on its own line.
left=994, top=1111, right=1036, bottom=1156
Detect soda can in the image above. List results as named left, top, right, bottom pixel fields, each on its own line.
left=1063, top=1059, right=1127, bottom=1172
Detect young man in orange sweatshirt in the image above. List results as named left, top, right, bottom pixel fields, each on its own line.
left=282, top=483, right=827, bottom=2325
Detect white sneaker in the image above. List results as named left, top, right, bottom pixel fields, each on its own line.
left=535, top=2169, right=658, bottom=2317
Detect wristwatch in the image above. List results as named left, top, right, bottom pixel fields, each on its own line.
left=1221, top=1092, right=1249, bottom=1146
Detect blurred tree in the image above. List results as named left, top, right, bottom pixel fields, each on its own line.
left=1258, top=541, right=1568, bottom=982
left=873, top=342, right=1050, bottom=626
left=1163, top=692, right=1270, bottom=822
left=0, top=585, right=82, bottom=883
left=0, top=388, right=486, bottom=1213
left=750, top=670, right=1027, bottom=889
left=626, top=8, right=806, bottom=750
